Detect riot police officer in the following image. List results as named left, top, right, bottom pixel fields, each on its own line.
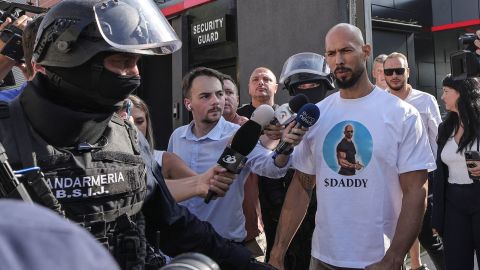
left=279, top=52, right=336, bottom=103
left=0, top=1, right=277, bottom=269
left=257, top=52, right=335, bottom=270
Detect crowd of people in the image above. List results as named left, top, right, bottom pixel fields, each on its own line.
left=0, top=1, right=479, bottom=270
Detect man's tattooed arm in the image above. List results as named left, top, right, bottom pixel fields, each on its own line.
left=296, top=170, right=316, bottom=198
left=268, top=169, right=316, bottom=268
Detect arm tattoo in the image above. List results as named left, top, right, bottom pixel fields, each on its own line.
left=297, top=171, right=315, bottom=198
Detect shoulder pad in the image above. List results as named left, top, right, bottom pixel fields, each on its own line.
left=0, top=101, right=9, bottom=119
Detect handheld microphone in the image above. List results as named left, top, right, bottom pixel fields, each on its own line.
left=204, top=105, right=274, bottom=203
left=272, top=94, right=309, bottom=125
left=273, top=103, right=320, bottom=157
left=251, top=104, right=275, bottom=128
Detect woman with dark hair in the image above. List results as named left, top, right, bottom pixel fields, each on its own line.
left=432, top=74, right=480, bottom=270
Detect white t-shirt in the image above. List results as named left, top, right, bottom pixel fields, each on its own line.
left=441, top=136, right=478, bottom=185
left=292, top=87, right=436, bottom=268
left=404, top=88, right=442, bottom=157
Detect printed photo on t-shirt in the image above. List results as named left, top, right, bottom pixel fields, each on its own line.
left=323, top=121, right=373, bottom=176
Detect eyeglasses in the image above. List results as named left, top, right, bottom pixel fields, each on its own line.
left=384, top=68, right=406, bottom=76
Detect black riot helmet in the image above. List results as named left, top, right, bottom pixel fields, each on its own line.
left=30, top=0, right=182, bottom=113
left=33, top=0, right=181, bottom=67
left=279, top=52, right=335, bottom=103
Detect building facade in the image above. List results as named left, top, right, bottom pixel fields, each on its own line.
left=31, top=0, right=480, bottom=148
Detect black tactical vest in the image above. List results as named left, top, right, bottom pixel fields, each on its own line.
left=0, top=99, right=150, bottom=269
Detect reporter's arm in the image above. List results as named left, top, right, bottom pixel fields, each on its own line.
left=365, top=169, right=428, bottom=270
left=165, top=177, right=200, bottom=202
left=269, top=170, right=315, bottom=269
left=161, top=151, right=196, bottom=179
left=165, top=166, right=234, bottom=202
left=140, top=153, right=252, bottom=269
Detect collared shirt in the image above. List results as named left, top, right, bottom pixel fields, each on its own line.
left=168, top=117, right=289, bottom=241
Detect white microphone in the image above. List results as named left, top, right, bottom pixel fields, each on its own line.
left=272, top=94, right=309, bottom=125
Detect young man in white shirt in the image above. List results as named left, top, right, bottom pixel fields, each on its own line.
left=384, top=52, right=445, bottom=270
left=268, top=23, right=435, bottom=270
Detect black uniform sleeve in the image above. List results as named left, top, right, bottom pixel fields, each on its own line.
left=137, top=136, right=252, bottom=270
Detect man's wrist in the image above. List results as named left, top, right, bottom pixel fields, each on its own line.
left=273, top=153, right=290, bottom=168
left=383, top=250, right=405, bottom=268
left=280, top=147, right=293, bottom=155
left=268, top=248, right=285, bottom=264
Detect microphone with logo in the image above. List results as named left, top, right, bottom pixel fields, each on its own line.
left=272, top=93, right=309, bottom=125
left=272, top=103, right=320, bottom=158
left=204, top=104, right=274, bottom=204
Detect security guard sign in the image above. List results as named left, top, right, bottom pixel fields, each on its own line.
left=191, top=15, right=227, bottom=48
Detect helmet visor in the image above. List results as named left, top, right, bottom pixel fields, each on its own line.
left=94, top=0, right=181, bottom=54
left=279, top=52, right=331, bottom=84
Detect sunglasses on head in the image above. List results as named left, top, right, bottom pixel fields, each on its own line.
left=384, top=68, right=406, bottom=76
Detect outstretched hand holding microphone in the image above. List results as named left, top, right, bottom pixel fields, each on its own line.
left=262, top=94, right=309, bottom=148
left=272, top=93, right=309, bottom=125
left=204, top=104, right=275, bottom=203
left=273, top=103, right=320, bottom=158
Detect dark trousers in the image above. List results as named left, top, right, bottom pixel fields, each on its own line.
left=443, top=182, right=480, bottom=270
left=259, top=169, right=315, bottom=270
left=417, top=172, right=446, bottom=270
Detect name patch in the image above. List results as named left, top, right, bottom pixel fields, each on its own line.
left=44, top=169, right=136, bottom=201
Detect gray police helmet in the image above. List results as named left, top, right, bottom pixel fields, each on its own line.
left=33, top=0, right=182, bottom=68
left=279, top=52, right=335, bottom=89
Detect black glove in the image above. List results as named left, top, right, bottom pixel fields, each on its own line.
left=247, top=259, right=278, bottom=270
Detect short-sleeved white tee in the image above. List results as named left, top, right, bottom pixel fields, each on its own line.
left=292, top=87, right=436, bottom=268
left=403, top=89, right=442, bottom=157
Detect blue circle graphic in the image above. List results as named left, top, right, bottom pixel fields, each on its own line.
left=322, top=121, right=373, bottom=175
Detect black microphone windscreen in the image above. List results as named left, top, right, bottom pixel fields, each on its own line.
left=296, top=103, right=320, bottom=127
left=288, top=94, right=309, bottom=113
left=230, top=120, right=262, bottom=156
